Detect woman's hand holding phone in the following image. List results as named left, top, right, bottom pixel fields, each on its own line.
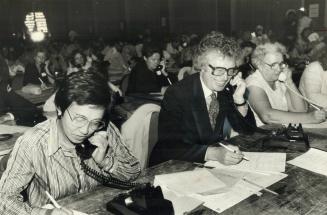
left=230, top=72, right=246, bottom=103
left=280, top=67, right=293, bottom=84
left=89, top=131, right=109, bottom=165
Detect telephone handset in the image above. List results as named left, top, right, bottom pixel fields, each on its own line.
left=278, top=72, right=287, bottom=82
left=76, top=139, right=138, bottom=190
left=75, top=140, right=97, bottom=160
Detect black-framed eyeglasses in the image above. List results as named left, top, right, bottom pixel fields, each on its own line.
left=66, top=108, right=105, bottom=131
left=263, top=61, right=288, bottom=70
left=208, top=64, right=239, bottom=77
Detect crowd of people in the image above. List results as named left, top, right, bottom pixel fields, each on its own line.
left=0, top=8, right=326, bottom=214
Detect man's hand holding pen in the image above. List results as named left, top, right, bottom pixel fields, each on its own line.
left=205, top=143, right=248, bottom=165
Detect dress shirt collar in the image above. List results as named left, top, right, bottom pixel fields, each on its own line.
left=200, top=74, right=217, bottom=98
left=48, top=118, right=77, bottom=158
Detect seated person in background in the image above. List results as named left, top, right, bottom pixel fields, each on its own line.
left=149, top=31, right=256, bottom=166
left=0, top=54, right=43, bottom=125
left=238, top=41, right=256, bottom=79
left=0, top=70, right=140, bottom=214
left=299, top=59, right=327, bottom=109
left=251, top=25, right=270, bottom=46
left=67, top=50, right=92, bottom=74
left=23, top=48, right=53, bottom=94
left=246, top=42, right=326, bottom=126
left=127, top=42, right=170, bottom=94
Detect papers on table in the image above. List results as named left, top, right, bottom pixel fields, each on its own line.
left=154, top=169, right=226, bottom=196
left=288, top=148, right=327, bottom=177
left=190, top=170, right=287, bottom=213
left=0, top=124, right=30, bottom=134
left=205, top=152, right=286, bottom=173
left=154, top=152, right=288, bottom=214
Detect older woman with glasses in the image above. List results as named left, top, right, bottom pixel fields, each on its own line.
left=246, top=42, right=326, bottom=126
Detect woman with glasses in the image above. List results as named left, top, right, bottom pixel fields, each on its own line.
left=0, top=70, right=140, bottom=215
left=246, top=42, right=326, bottom=126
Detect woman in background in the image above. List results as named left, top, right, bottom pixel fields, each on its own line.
left=127, top=42, right=170, bottom=94
left=245, top=42, right=326, bottom=126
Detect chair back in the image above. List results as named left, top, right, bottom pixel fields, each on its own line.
left=121, top=103, right=160, bottom=169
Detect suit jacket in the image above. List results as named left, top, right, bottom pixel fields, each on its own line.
left=149, top=73, right=256, bottom=166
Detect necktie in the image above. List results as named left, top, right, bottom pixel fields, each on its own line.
left=208, top=92, right=219, bottom=129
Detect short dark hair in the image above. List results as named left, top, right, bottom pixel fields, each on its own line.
left=54, top=68, right=111, bottom=113
left=142, top=42, right=161, bottom=58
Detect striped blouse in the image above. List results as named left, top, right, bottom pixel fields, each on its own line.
left=0, top=118, right=141, bottom=215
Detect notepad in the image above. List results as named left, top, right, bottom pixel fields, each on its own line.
left=205, top=152, right=286, bottom=173
left=288, top=148, right=327, bottom=176
left=154, top=169, right=226, bottom=196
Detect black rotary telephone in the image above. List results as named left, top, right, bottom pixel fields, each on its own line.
left=260, top=124, right=310, bottom=152
left=76, top=139, right=139, bottom=189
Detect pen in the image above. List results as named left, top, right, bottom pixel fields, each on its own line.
left=45, top=191, right=61, bottom=209
left=219, top=143, right=250, bottom=161
left=242, top=177, right=279, bottom=196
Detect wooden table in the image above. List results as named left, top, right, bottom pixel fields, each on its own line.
left=57, top=127, right=327, bottom=215
left=15, top=87, right=54, bottom=105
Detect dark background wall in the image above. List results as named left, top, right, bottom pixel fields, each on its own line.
left=0, top=0, right=325, bottom=41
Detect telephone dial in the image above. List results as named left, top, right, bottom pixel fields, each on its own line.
left=76, top=140, right=139, bottom=189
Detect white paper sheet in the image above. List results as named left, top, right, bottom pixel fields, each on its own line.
left=190, top=171, right=287, bottom=213
left=160, top=187, right=204, bottom=215
left=205, top=152, right=286, bottom=173
left=288, top=148, right=327, bottom=176
left=154, top=169, right=226, bottom=196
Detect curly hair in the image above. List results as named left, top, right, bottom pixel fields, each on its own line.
left=251, top=42, right=287, bottom=68
left=197, top=31, right=241, bottom=59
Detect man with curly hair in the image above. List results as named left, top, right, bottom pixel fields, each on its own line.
left=150, top=32, right=256, bottom=166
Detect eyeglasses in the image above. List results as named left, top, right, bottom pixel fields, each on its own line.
left=208, top=64, right=239, bottom=77
left=263, top=61, right=288, bottom=70
left=66, top=108, right=105, bottom=131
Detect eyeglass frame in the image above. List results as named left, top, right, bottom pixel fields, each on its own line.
left=262, top=60, right=288, bottom=70
left=208, top=64, right=239, bottom=77
left=65, top=108, right=106, bottom=131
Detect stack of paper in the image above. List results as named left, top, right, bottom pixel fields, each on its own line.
left=190, top=169, right=287, bottom=213
left=154, top=169, right=226, bottom=195
left=154, top=169, right=226, bottom=214
left=288, top=148, right=327, bottom=176
left=154, top=152, right=288, bottom=214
